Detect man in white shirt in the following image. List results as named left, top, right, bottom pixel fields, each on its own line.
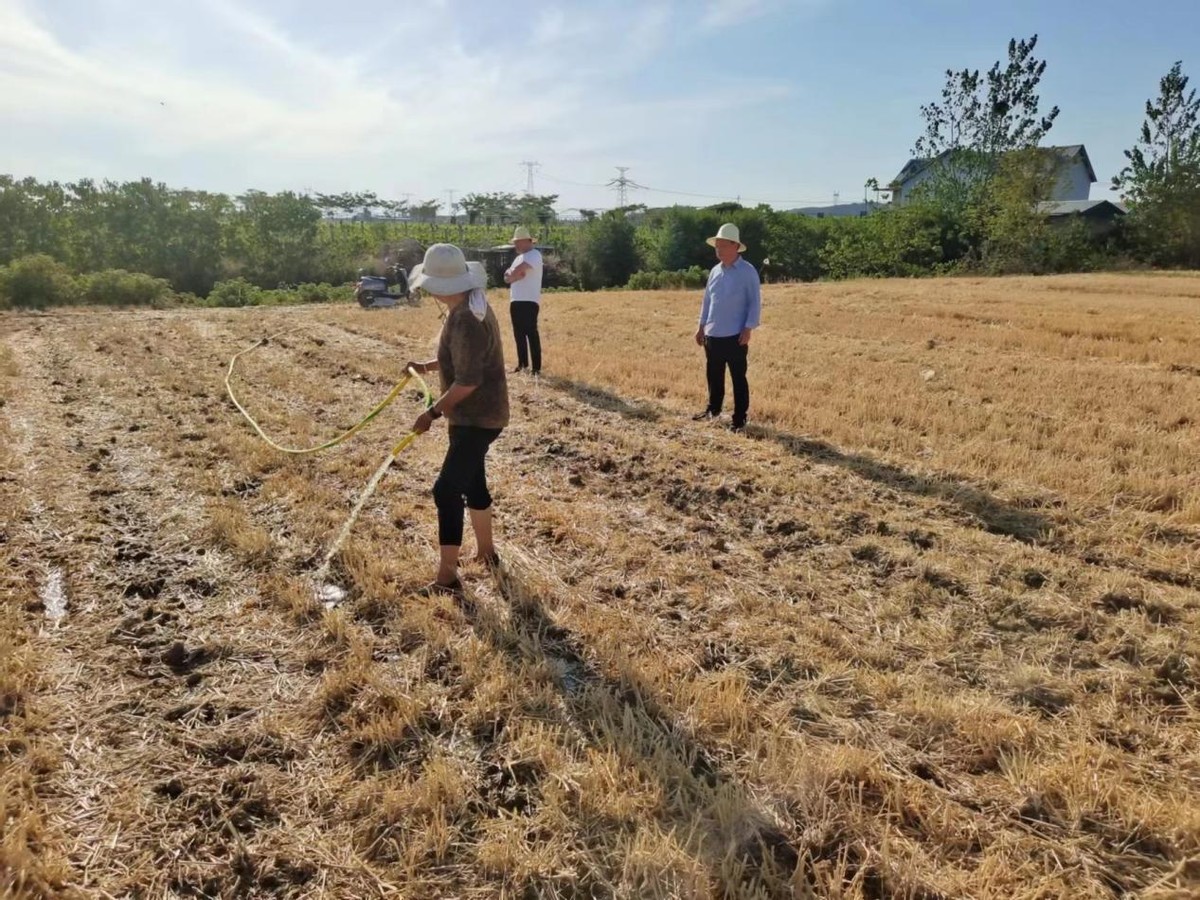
left=503, top=225, right=544, bottom=375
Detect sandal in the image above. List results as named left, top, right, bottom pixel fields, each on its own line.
left=475, top=552, right=501, bottom=571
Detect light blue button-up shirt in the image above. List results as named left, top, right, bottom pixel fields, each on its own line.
left=698, top=257, right=761, bottom=338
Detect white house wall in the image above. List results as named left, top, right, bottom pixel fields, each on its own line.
left=894, top=167, right=935, bottom=203
left=1055, top=160, right=1092, bottom=201
left=896, top=156, right=1092, bottom=204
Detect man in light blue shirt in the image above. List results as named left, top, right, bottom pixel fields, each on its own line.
left=693, top=222, right=761, bottom=432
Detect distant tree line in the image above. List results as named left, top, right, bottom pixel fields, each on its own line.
left=0, top=178, right=575, bottom=305
left=0, top=41, right=1196, bottom=308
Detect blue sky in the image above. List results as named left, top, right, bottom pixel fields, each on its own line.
left=1, top=0, right=1196, bottom=212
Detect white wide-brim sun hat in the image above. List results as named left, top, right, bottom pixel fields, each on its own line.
left=510, top=225, right=536, bottom=244
left=705, top=222, right=747, bottom=253
left=409, top=243, right=487, bottom=295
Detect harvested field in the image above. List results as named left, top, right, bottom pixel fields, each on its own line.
left=2, top=273, right=1198, bottom=898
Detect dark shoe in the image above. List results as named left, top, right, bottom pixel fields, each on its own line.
left=729, top=421, right=746, bottom=433
left=692, top=409, right=717, bottom=421
left=512, top=365, right=527, bottom=374
left=531, top=370, right=541, bottom=377
left=419, top=579, right=463, bottom=597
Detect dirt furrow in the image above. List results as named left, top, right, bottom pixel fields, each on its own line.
left=2, top=319, right=387, bottom=897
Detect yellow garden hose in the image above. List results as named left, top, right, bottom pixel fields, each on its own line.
left=224, top=328, right=432, bottom=454
left=224, top=327, right=434, bottom=605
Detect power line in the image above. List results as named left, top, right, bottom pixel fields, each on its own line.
left=538, top=172, right=607, bottom=188
left=539, top=170, right=836, bottom=208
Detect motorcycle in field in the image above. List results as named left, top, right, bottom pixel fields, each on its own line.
left=355, top=264, right=410, bottom=308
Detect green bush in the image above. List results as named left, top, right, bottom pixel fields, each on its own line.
left=1125, top=196, right=1200, bottom=269
left=206, top=278, right=264, bottom=307
left=764, top=213, right=833, bottom=281
left=625, top=270, right=662, bottom=290
left=0, top=254, right=78, bottom=309
left=638, top=205, right=772, bottom=273
left=203, top=279, right=351, bottom=307
left=626, top=266, right=709, bottom=290
left=81, top=269, right=173, bottom=306
left=575, top=212, right=640, bottom=290
left=820, top=206, right=950, bottom=279
left=1041, top=218, right=1116, bottom=274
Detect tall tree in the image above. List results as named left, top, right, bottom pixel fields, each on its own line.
left=514, top=193, right=559, bottom=226
left=900, top=35, right=1062, bottom=264
left=483, top=192, right=517, bottom=225
left=458, top=192, right=488, bottom=225
left=576, top=210, right=639, bottom=290
left=377, top=198, right=407, bottom=220
left=231, top=190, right=321, bottom=286
left=353, top=191, right=381, bottom=219
left=410, top=199, right=441, bottom=223
left=0, top=176, right=68, bottom=263
left=1113, top=61, right=1200, bottom=195
left=1113, top=61, right=1200, bottom=267
left=311, top=193, right=342, bottom=219
left=915, top=35, right=1060, bottom=159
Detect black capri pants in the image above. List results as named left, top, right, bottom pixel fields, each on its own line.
left=432, top=425, right=502, bottom=546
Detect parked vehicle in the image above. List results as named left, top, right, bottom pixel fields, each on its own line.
left=355, top=263, right=410, bottom=308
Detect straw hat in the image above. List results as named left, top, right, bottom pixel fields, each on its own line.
left=705, top=222, right=747, bottom=253
left=510, top=225, right=536, bottom=244
left=408, top=244, right=487, bottom=295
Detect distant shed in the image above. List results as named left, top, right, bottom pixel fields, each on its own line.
left=1036, top=199, right=1127, bottom=236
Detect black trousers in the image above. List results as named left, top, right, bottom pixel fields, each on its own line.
left=704, top=335, right=749, bottom=425
left=510, top=302, right=541, bottom=372
left=432, top=426, right=502, bottom=546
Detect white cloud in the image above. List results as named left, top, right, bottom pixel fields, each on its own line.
left=699, top=0, right=824, bottom=31
left=0, top=0, right=798, bottom=204
left=201, top=0, right=344, bottom=82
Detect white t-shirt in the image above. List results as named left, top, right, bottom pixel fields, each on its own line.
left=508, top=248, right=543, bottom=304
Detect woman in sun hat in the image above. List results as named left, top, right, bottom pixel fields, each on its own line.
left=405, top=244, right=510, bottom=595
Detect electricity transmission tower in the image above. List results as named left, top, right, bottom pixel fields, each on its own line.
left=606, top=167, right=642, bottom=207
left=519, top=160, right=540, bottom=194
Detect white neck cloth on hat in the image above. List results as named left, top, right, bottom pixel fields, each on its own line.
left=468, top=287, right=488, bottom=321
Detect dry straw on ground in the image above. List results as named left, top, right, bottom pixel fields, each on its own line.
left=1, top=273, right=1197, bottom=898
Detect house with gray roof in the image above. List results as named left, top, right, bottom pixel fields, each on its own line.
left=889, top=145, right=1098, bottom=205
left=1036, top=199, right=1127, bottom=235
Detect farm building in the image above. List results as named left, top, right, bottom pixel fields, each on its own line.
left=1036, top=198, right=1127, bottom=235
left=889, top=144, right=1097, bottom=204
